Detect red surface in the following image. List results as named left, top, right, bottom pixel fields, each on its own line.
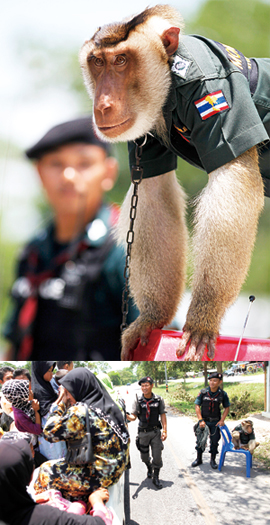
left=131, top=329, right=270, bottom=361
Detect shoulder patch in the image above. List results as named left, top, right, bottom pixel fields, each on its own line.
left=171, top=55, right=191, bottom=79
left=194, top=90, right=229, bottom=120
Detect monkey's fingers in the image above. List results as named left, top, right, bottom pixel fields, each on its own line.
left=140, top=325, right=154, bottom=346
left=206, top=337, right=216, bottom=360
left=121, top=338, right=139, bottom=361
left=194, top=336, right=209, bottom=361
left=182, top=334, right=214, bottom=361
left=176, top=331, right=191, bottom=357
left=184, top=334, right=201, bottom=361
left=121, top=319, right=149, bottom=361
left=121, top=318, right=161, bottom=360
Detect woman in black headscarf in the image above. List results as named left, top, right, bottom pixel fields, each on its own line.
left=31, top=361, right=67, bottom=460
left=31, top=362, right=57, bottom=417
left=34, top=368, right=129, bottom=502
left=0, top=438, right=110, bottom=525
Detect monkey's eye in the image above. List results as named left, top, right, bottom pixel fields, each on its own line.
left=89, top=56, right=104, bottom=67
left=114, top=55, right=127, bottom=66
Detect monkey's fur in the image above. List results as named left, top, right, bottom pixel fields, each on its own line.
left=232, top=420, right=260, bottom=455
left=79, top=5, right=265, bottom=360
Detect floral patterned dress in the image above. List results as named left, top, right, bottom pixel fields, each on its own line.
left=34, top=402, right=130, bottom=502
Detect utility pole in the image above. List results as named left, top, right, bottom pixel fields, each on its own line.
left=165, top=362, right=168, bottom=392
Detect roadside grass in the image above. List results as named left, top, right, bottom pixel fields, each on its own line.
left=253, top=440, right=270, bottom=470
left=153, top=380, right=264, bottom=418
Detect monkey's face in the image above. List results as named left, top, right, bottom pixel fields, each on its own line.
left=241, top=420, right=253, bottom=433
left=79, top=26, right=173, bottom=143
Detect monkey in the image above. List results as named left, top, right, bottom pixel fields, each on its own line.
left=79, top=5, right=270, bottom=361
left=232, top=420, right=260, bottom=455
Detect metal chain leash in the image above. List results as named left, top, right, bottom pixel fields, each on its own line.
left=121, top=135, right=147, bottom=333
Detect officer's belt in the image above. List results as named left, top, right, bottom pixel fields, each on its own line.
left=204, top=417, right=219, bottom=423
left=138, top=426, right=159, bottom=433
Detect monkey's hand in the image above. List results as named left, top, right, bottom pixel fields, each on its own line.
left=121, top=317, right=163, bottom=360
left=176, top=328, right=216, bottom=361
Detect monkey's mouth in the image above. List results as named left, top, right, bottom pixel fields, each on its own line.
left=98, top=118, right=133, bottom=136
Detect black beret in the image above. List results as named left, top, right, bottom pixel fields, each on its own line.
left=208, top=372, right=223, bottom=380
left=25, top=116, right=111, bottom=159
left=138, top=376, right=154, bottom=385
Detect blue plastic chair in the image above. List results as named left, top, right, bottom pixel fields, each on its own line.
left=218, top=424, right=252, bottom=478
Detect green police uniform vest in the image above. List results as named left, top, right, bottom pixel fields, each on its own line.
left=128, top=35, right=270, bottom=196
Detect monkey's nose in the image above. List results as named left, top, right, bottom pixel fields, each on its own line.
left=95, top=95, right=112, bottom=115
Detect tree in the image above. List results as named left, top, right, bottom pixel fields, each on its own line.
left=136, top=362, right=165, bottom=386
left=108, top=371, right=121, bottom=386
left=118, top=369, right=137, bottom=385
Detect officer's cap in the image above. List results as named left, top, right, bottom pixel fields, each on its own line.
left=208, top=372, right=223, bottom=380
left=25, top=116, right=111, bottom=160
left=138, top=376, right=154, bottom=385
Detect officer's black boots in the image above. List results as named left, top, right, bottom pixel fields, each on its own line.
left=152, top=468, right=163, bottom=489
left=210, top=453, right=218, bottom=469
left=146, top=461, right=153, bottom=479
left=191, top=449, right=203, bottom=467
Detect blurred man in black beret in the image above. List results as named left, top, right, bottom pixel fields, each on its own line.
left=3, top=116, right=138, bottom=361
left=127, top=376, right=167, bottom=489
left=192, top=372, right=230, bottom=469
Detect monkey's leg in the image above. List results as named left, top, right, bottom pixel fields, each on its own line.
left=176, top=147, right=264, bottom=361
left=248, top=439, right=258, bottom=454
left=231, top=431, right=240, bottom=449
left=117, top=172, right=188, bottom=360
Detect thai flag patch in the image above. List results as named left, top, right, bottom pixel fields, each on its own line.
left=194, top=91, right=229, bottom=120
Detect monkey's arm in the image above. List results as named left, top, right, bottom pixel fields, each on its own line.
left=177, top=147, right=264, bottom=361
left=117, top=172, right=188, bottom=360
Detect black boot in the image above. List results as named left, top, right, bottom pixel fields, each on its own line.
left=146, top=461, right=152, bottom=479
left=210, top=453, right=218, bottom=469
left=152, top=468, right=162, bottom=489
left=191, top=449, right=203, bottom=467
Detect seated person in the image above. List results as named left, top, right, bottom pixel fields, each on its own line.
left=34, top=367, right=130, bottom=502
left=0, top=437, right=112, bottom=525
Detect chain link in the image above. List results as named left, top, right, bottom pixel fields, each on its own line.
left=121, top=136, right=147, bottom=333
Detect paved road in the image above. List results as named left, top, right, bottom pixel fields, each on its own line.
left=122, top=384, right=270, bottom=525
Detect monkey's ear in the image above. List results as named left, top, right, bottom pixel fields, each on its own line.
left=161, top=27, right=180, bottom=56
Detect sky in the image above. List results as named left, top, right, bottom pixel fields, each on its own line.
left=0, top=0, right=203, bottom=149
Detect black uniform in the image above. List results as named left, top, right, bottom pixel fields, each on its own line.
left=131, top=393, right=166, bottom=470
left=195, top=386, right=230, bottom=455
left=3, top=204, right=138, bottom=361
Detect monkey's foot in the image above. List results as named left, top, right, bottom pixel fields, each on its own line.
left=121, top=318, right=162, bottom=360
left=176, top=330, right=216, bottom=361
